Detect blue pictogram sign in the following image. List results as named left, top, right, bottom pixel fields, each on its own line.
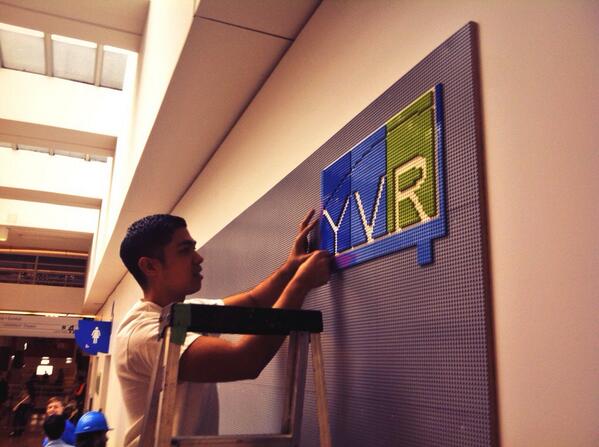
left=74, top=320, right=112, bottom=355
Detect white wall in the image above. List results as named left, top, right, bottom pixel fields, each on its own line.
left=0, top=282, right=83, bottom=313
left=89, top=0, right=195, bottom=287
left=0, top=149, right=110, bottom=200
left=0, top=198, right=99, bottom=233
left=100, top=1, right=599, bottom=445
left=0, top=68, right=125, bottom=136
left=103, top=0, right=194, bottom=238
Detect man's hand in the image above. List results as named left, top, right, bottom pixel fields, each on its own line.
left=224, top=209, right=325, bottom=309
left=293, top=250, right=332, bottom=290
left=286, top=210, right=319, bottom=272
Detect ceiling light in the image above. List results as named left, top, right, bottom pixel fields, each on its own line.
left=36, top=365, right=53, bottom=376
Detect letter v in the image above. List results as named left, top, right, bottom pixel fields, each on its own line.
left=354, top=175, right=385, bottom=243
left=323, top=197, right=350, bottom=254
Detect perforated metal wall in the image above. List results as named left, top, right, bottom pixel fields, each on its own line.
left=197, top=22, right=497, bottom=447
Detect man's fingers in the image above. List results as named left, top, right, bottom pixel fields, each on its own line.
left=305, top=249, right=330, bottom=265
left=294, top=218, right=318, bottom=251
left=299, top=209, right=315, bottom=230
left=295, top=252, right=312, bottom=264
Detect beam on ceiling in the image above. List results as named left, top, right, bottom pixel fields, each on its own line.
left=0, top=118, right=116, bottom=158
left=0, top=186, right=101, bottom=209
left=0, top=2, right=141, bottom=51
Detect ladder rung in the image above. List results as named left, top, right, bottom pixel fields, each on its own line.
left=172, top=433, right=293, bottom=447
left=160, top=303, right=323, bottom=339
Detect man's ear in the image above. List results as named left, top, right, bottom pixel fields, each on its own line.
left=138, top=256, right=161, bottom=281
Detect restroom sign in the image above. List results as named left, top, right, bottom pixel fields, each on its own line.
left=320, top=84, right=447, bottom=268
left=74, top=320, right=112, bottom=355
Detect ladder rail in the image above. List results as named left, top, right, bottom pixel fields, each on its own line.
left=154, top=327, right=182, bottom=447
left=280, top=332, right=298, bottom=434
left=289, top=332, right=309, bottom=446
left=138, top=335, right=166, bottom=447
left=311, top=333, right=332, bottom=447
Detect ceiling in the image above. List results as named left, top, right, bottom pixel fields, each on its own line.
left=0, top=0, right=150, bottom=35
left=84, top=0, right=321, bottom=311
left=0, top=0, right=149, bottom=49
left=0, top=0, right=322, bottom=314
left=0, top=226, right=91, bottom=252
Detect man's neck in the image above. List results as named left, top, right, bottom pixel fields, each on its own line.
left=143, top=287, right=184, bottom=308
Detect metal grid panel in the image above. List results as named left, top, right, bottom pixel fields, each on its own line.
left=198, top=22, right=497, bottom=446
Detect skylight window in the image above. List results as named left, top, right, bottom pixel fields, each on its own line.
left=0, top=23, right=45, bottom=74
left=0, top=23, right=132, bottom=90
left=52, top=34, right=97, bottom=84
left=101, top=45, right=130, bottom=90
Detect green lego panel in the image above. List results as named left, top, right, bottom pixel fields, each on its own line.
left=386, top=91, right=438, bottom=232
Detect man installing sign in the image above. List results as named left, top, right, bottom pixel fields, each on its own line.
left=115, top=211, right=330, bottom=446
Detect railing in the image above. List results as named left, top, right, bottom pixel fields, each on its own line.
left=0, top=254, right=86, bottom=288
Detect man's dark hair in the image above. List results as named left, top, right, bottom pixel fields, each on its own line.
left=119, top=214, right=187, bottom=289
left=44, top=414, right=66, bottom=440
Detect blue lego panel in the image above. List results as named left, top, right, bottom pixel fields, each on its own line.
left=320, top=151, right=352, bottom=254
left=350, top=127, right=388, bottom=248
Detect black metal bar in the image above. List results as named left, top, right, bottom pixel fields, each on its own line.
left=159, top=303, right=323, bottom=338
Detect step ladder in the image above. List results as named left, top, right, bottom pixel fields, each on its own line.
left=139, top=303, right=332, bottom=447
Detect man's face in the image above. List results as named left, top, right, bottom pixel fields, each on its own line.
left=46, top=400, right=64, bottom=416
left=155, top=227, right=203, bottom=299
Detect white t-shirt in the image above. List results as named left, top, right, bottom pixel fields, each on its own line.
left=115, top=298, right=223, bottom=446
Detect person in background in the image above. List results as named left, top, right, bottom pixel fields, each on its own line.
left=0, top=372, right=8, bottom=408
left=71, top=376, right=86, bottom=416
left=43, top=397, right=76, bottom=446
left=63, top=399, right=80, bottom=425
left=54, top=369, right=65, bottom=387
left=75, top=411, right=110, bottom=447
left=8, top=385, right=32, bottom=436
left=43, top=414, right=74, bottom=447
left=0, top=372, right=8, bottom=428
left=25, top=372, right=38, bottom=403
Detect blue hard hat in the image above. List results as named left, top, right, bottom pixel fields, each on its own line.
left=74, top=411, right=111, bottom=434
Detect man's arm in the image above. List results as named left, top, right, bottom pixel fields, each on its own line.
left=223, top=210, right=318, bottom=308
left=179, top=249, right=331, bottom=382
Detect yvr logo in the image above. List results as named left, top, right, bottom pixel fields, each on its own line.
left=320, top=84, right=447, bottom=268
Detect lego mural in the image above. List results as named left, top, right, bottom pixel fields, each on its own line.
left=199, top=23, right=497, bottom=446
left=320, top=85, right=447, bottom=268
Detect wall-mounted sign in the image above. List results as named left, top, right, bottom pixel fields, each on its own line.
left=0, top=313, right=77, bottom=338
left=320, top=84, right=447, bottom=268
left=74, top=320, right=111, bottom=355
